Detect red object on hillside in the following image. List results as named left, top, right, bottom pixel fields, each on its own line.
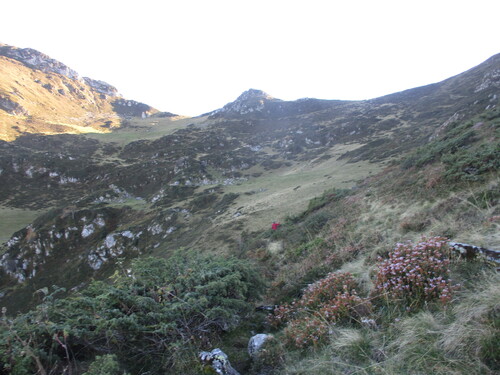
left=271, top=222, right=281, bottom=230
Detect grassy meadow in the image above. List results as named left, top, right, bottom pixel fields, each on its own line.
left=0, top=206, right=44, bottom=248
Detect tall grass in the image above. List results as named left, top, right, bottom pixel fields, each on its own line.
left=279, top=271, right=499, bottom=375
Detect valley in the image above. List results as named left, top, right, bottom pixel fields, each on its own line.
left=0, top=44, right=498, bottom=375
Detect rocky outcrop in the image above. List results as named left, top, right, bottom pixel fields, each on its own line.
left=209, top=88, right=340, bottom=120
left=210, top=89, right=279, bottom=117
left=199, top=348, right=240, bottom=375
left=450, top=242, right=500, bottom=268
left=0, top=44, right=81, bottom=80
left=0, top=96, right=29, bottom=116
left=112, top=99, right=157, bottom=117
left=83, top=77, right=120, bottom=97
left=474, top=68, right=500, bottom=92
left=0, top=207, right=136, bottom=283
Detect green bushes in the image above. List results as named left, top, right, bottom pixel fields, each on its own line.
left=400, top=112, right=499, bottom=185
left=306, top=188, right=351, bottom=214
left=0, top=251, right=264, bottom=375
left=83, top=355, right=126, bottom=375
left=401, top=121, right=476, bottom=170
left=303, top=211, right=331, bottom=232
left=442, top=143, right=500, bottom=181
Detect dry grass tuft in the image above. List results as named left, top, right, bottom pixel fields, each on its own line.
left=440, top=272, right=500, bottom=364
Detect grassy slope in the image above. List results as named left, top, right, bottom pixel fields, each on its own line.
left=224, top=109, right=500, bottom=375
left=0, top=56, right=120, bottom=141
left=85, top=115, right=208, bottom=146
left=0, top=206, right=45, bottom=248
left=218, top=152, right=382, bottom=231
left=272, top=179, right=500, bottom=374
left=83, top=113, right=388, bottom=253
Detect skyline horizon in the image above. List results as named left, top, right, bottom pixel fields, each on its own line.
left=1, top=1, right=500, bottom=116
left=2, top=40, right=498, bottom=117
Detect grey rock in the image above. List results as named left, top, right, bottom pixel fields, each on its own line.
left=0, top=96, right=29, bottom=116
left=248, top=333, right=271, bottom=359
left=199, top=348, right=240, bottom=375
left=83, top=77, right=119, bottom=97
left=0, top=45, right=81, bottom=80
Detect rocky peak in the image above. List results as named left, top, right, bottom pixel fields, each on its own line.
left=211, top=88, right=280, bottom=117
left=235, top=88, right=275, bottom=102
left=0, top=44, right=119, bottom=97
left=0, top=44, right=81, bottom=80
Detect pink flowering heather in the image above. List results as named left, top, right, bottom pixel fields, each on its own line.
left=299, top=272, right=359, bottom=309
left=374, top=236, right=456, bottom=308
left=270, top=272, right=371, bottom=348
left=283, top=317, right=329, bottom=348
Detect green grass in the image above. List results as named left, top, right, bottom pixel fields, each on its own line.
left=220, top=149, right=383, bottom=233
left=105, top=197, right=151, bottom=210
left=0, top=206, right=44, bottom=248
left=86, top=116, right=209, bottom=145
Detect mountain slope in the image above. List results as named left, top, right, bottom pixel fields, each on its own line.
left=0, top=44, right=161, bottom=141
left=0, top=47, right=499, bottom=374
left=0, top=50, right=498, bottom=312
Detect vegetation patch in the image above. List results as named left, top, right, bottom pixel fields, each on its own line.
left=270, top=272, right=370, bottom=348
left=373, top=237, right=457, bottom=309
left=0, top=250, right=264, bottom=374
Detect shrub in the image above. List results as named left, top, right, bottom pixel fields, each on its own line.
left=283, top=317, right=330, bottom=348
left=270, top=272, right=371, bottom=348
left=300, top=272, right=359, bottom=310
left=308, top=188, right=351, bottom=211
left=287, top=237, right=326, bottom=260
left=303, top=211, right=332, bottom=232
left=0, top=251, right=264, bottom=375
left=401, top=121, right=476, bottom=170
left=83, top=355, right=126, bottom=375
left=373, top=237, right=456, bottom=309
left=442, top=143, right=500, bottom=182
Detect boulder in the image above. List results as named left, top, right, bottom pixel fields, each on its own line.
left=199, top=348, right=240, bottom=375
left=248, top=333, right=272, bottom=359
left=449, top=241, right=500, bottom=268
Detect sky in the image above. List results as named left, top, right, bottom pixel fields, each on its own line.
left=1, top=0, right=499, bottom=116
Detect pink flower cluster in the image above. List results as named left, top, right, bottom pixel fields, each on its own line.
left=270, top=272, right=370, bottom=348
left=300, top=272, right=359, bottom=309
left=374, top=237, right=456, bottom=307
left=283, top=317, right=329, bottom=348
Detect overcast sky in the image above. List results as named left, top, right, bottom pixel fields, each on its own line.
left=1, top=0, right=499, bottom=116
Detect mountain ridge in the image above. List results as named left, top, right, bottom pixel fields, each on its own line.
left=0, top=43, right=165, bottom=141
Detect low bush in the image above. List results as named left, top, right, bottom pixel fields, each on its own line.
left=287, top=237, right=326, bottom=260
left=0, top=251, right=264, bottom=375
left=373, top=237, right=457, bottom=309
left=442, top=143, right=500, bottom=182
left=401, top=121, right=476, bottom=170
left=270, top=272, right=371, bottom=348
left=306, top=188, right=351, bottom=215
left=83, top=355, right=127, bottom=375
left=303, top=211, right=332, bottom=232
